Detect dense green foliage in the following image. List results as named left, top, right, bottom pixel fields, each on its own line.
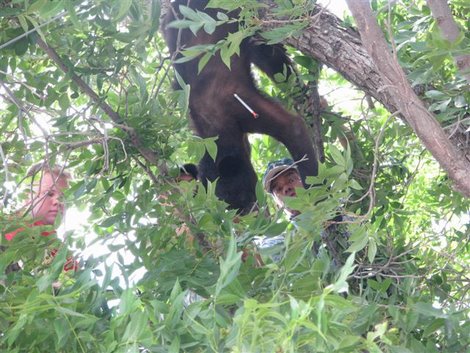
left=0, top=0, right=469, bottom=352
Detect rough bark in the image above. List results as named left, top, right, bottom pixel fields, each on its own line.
left=344, top=0, right=470, bottom=197
left=426, top=0, right=470, bottom=84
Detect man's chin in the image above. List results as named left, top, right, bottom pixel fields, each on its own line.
left=45, top=216, right=59, bottom=225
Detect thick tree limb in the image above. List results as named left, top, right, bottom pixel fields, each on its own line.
left=259, top=4, right=401, bottom=116
left=34, top=35, right=159, bottom=167
left=344, top=0, right=470, bottom=197
left=426, top=0, right=470, bottom=84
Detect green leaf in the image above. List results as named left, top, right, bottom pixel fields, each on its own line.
left=26, top=0, right=48, bottom=15
left=412, top=302, right=448, bottom=318
left=347, top=226, right=369, bottom=252
left=293, top=55, right=319, bottom=71
left=0, top=7, right=22, bottom=17
left=17, top=14, right=29, bottom=32
left=148, top=0, right=161, bottom=38
left=215, top=235, right=242, bottom=296
left=204, top=137, right=218, bottom=161
left=329, top=252, right=356, bottom=294
left=179, top=5, right=199, bottom=21
left=122, top=311, right=149, bottom=342
left=7, top=313, right=28, bottom=346
left=115, top=0, right=133, bottom=21
left=58, top=93, right=70, bottom=111
left=216, top=12, right=229, bottom=21
left=423, top=318, right=445, bottom=337
left=64, top=0, right=79, bottom=26
left=198, top=51, right=213, bottom=73
left=38, top=0, right=63, bottom=18
left=198, top=11, right=217, bottom=34
left=54, top=318, right=69, bottom=349
left=367, top=238, right=377, bottom=263
left=389, top=346, right=413, bottom=353
left=261, top=22, right=308, bottom=44
left=189, top=22, right=204, bottom=35
left=350, top=179, right=363, bottom=190
left=56, top=306, right=88, bottom=318
left=36, top=273, right=55, bottom=292
left=329, top=144, right=345, bottom=167
left=129, top=67, right=148, bottom=103
left=425, top=90, right=447, bottom=99
left=219, top=30, right=248, bottom=69
left=265, top=221, right=288, bottom=236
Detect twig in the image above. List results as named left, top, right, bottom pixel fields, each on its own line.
left=349, top=111, right=399, bottom=219
left=0, top=79, right=49, bottom=137
left=0, top=143, right=9, bottom=208
left=0, top=12, right=66, bottom=51
left=132, top=155, right=159, bottom=187
left=61, top=138, right=104, bottom=150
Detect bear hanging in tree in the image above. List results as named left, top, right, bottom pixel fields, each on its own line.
left=163, top=0, right=318, bottom=213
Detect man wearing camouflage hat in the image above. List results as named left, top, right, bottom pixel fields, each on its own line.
left=262, top=158, right=304, bottom=219
left=260, top=158, right=352, bottom=266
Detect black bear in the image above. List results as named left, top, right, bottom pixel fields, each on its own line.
left=163, top=0, right=318, bottom=213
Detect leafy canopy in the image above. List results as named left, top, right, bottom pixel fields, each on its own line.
left=0, top=0, right=469, bottom=352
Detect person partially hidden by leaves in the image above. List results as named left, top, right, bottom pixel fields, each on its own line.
left=256, top=158, right=351, bottom=265
left=1, top=163, right=78, bottom=275
left=177, top=163, right=199, bottom=183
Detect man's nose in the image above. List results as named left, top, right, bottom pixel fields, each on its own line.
left=282, top=184, right=293, bottom=195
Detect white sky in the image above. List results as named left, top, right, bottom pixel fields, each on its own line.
left=317, top=0, right=349, bottom=17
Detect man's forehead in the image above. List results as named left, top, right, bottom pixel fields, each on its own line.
left=36, top=173, right=68, bottom=190
left=272, top=169, right=299, bottom=185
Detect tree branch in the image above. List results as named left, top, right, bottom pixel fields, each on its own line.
left=344, top=0, right=470, bottom=197
left=259, top=4, right=401, bottom=116
left=426, top=0, right=470, bottom=84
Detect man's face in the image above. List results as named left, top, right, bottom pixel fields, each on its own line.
left=177, top=172, right=195, bottom=182
left=30, top=173, right=68, bottom=225
left=270, top=169, right=302, bottom=216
